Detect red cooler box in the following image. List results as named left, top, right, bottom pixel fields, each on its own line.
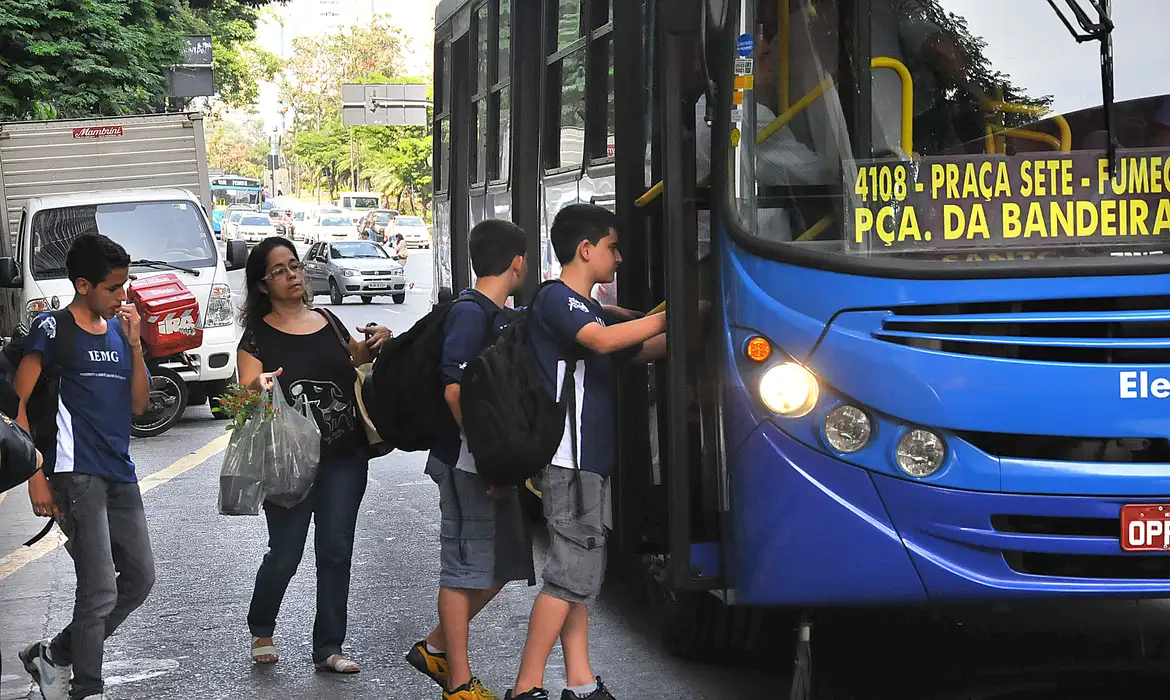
left=128, top=273, right=203, bottom=357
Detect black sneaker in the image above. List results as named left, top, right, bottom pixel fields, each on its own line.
left=561, top=678, right=615, bottom=700
left=504, top=689, right=550, bottom=700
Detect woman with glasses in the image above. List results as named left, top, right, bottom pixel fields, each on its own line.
left=235, top=237, right=391, bottom=674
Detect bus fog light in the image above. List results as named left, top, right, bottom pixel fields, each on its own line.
left=896, top=430, right=946, bottom=477
left=824, top=406, right=871, bottom=453
left=758, top=363, right=818, bottom=417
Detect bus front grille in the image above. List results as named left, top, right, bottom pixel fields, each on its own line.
left=1003, top=551, right=1170, bottom=579
left=873, top=296, right=1170, bottom=364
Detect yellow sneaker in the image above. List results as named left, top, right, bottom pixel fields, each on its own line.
left=444, top=677, right=499, bottom=700
left=471, top=677, right=501, bottom=700
left=405, top=640, right=449, bottom=690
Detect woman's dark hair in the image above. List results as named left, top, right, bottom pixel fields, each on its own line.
left=238, top=236, right=305, bottom=328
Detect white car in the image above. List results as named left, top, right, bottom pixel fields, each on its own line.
left=222, top=209, right=250, bottom=240
left=311, top=214, right=359, bottom=243
left=395, top=215, right=431, bottom=248
left=236, top=213, right=278, bottom=244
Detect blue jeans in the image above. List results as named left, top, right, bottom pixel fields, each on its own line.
left=247, top=454, right=369, bottom=663
left=49, top=474, right=156, bottom=700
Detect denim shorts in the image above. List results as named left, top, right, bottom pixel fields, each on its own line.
left=431, top=458, right=534, bottom=590
left=535, top=465, right=607, bottom=604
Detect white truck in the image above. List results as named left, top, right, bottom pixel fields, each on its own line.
left=0, top=113, right=249, bottom=436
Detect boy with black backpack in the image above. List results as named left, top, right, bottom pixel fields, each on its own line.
left=15, top=234, right=153, bottom=700
left=406, top=219, right=536, bottom=700
left=506, top=204, right=666, bottom=700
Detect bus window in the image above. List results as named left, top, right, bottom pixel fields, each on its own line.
left=436, top=39, right=452, bottom=194
left=494, top=0, right=512, bottom=181
left=545, top=0, right=588, bottom=170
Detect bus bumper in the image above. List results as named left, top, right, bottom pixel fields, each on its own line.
left=728, top=421, right=1170, bottom=606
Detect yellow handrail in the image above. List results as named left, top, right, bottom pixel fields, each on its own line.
left=636, top=58, right=912, bottom=205
left=986, top=126, right=1062, bottom=152
left=796, top=214, right=833, bottom=242
left=635, top=77, right=833, bottom=208
left=982, top=100, right=1071, bottom=152
left=870, top=56, right=913, bottom=156
left=984, top=125, right=997, bottom=154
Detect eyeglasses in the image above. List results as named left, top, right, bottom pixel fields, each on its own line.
left=263, top=260, right=305, bottom=281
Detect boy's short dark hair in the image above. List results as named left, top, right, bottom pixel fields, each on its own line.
left=469, top=219, right=528, bottom=277
left=67, top=233, right=131, bottom=286
left=550, top=203, right=618, bottom=265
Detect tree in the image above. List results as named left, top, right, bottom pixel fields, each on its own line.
left=170, top=0, right=281, bottom=112
left=0, top=0, right=183, bottom=118
left=206, top=117, right=268, bottom=178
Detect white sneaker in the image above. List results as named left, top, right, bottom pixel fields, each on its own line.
left=18, top=640, right=71, bottom=700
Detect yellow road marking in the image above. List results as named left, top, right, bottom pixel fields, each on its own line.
left=0, top=433, right=231, bottom=581
left=0, top=491, right=7, bottom=509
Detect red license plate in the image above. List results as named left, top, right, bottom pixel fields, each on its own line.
left=1120, top=504, right=1170, bottom=551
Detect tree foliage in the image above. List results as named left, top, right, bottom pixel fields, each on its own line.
left=0, top=0, right=280, bottom=119
left=206, top=117, right=269, bottom=178
left=171, top=0, right=281, bottom=112
left=0, top=0, right=183, bottom=118
left=279, top=20, right=432, bottom=213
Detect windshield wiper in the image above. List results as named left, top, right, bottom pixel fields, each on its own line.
left=131, top=259, right=201, bottom=277
left=1046, top=0, right=1117, bottom=176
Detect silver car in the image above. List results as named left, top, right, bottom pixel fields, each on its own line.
left=304, top=240, right=407, bottom=305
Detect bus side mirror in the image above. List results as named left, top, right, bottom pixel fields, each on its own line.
left=0, top=258, right=21, bottom=288
left=225, top=241, right=248, bottom=271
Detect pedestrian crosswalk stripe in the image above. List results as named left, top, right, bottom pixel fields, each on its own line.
left=0, top=433, right=231, bottom=581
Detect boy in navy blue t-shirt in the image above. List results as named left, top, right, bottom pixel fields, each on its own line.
left=508, top=205, right=666, bottom=700
left=408, top=220, right=536, bottom=700
left=16, top=234, right=153, bottom=700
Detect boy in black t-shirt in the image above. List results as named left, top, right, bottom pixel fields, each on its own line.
left=507, top=205, right=666, bottom=700
left=407, top=220, right=534, bottom=700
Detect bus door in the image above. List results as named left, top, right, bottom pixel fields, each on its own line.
left=613, top=0, right=725, bottom=591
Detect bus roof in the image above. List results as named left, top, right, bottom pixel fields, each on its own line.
left=435, top=0, right=469, bottom=28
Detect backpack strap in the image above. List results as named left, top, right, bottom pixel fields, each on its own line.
left=45, top=309, right=77, bottom=374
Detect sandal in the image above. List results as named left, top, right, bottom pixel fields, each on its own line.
left=251, top=637, right=278, bottom=664
left=315, top=654, right=360, bottom=674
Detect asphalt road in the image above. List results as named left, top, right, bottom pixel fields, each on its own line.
left=4, top=247, right=1170, bottom=699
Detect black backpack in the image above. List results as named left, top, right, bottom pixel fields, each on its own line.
left=0, top=310, right=76, bottom=467
left=361, top=292, right=510, bottom=452
left=460, top=282, right=572, bottom=487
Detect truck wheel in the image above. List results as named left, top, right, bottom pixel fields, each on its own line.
left=361, top=296, right=374, bottom=304
left=132, top=366, right=188, bottom=438
left=329, top=279, right=345, bottom=305
left=393, top=293, right=406, bottom=305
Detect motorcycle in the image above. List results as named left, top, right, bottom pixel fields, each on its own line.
left=131, top=357, right=191, bottom=438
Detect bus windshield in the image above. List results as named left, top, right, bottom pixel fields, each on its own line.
left=211, top=186, right=260, bottom=208
left=731, top=0, right=1170, bottom=266
left=31, top=201, right=216, bottom=279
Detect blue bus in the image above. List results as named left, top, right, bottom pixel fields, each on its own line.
left=433, top=0, right=1170, bottom=685
left=209, top=174, right=263, bottom=234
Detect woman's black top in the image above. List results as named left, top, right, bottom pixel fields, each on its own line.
left=238, top=308, right=363, bottom=459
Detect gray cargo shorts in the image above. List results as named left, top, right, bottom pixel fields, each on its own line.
left=535, top=465, right=607, bottom=604
left=430, top=456, right=535, bottom=590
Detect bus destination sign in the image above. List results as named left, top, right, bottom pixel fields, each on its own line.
left=212, top=178, right=255, bottom=188
left=845, top=149, right=1170, bottom=256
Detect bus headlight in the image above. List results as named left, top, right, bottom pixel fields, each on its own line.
left=824, top=405, right=871, bottom=453
left=758, top=363, right=819, bottom=417
left=896, top=429, right=946, bottom=477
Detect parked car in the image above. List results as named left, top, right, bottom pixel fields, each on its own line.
left=395, top=215, right=431, bottom=248
left=236, top=213, right=278, bottom=245
left=309, top=214, right=358, bottom=243
left=304, top=240, right=407, bottom=305
left=358, top=209, right=399, bottom=242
